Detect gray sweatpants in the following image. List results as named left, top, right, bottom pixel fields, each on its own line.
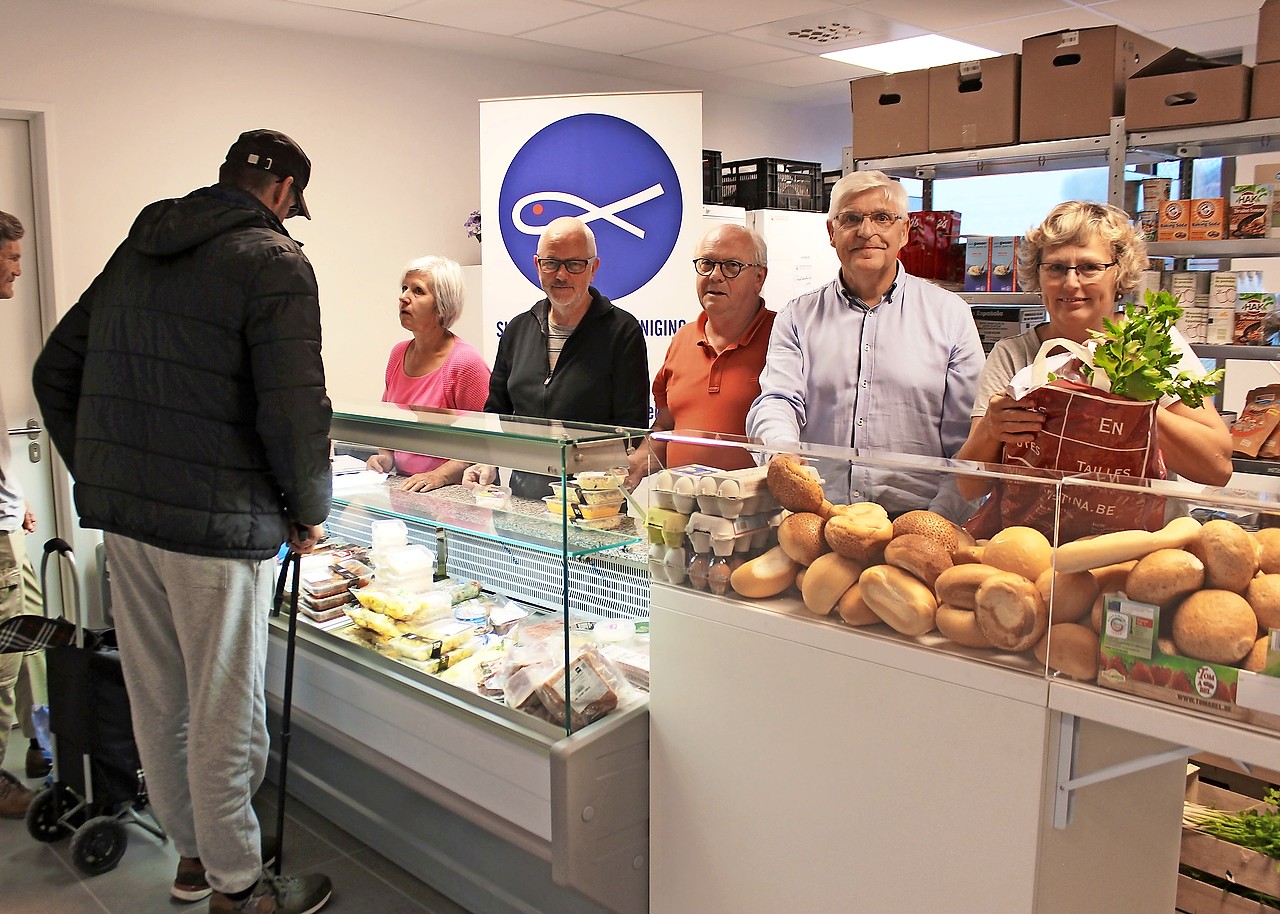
left=105, top=533, right=273, bottom=895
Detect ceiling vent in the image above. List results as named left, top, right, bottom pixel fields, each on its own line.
left=785, top=23, right=863, bottom=45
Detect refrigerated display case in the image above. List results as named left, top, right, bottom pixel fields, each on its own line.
left=263, top=402, right=651, bottom=914
left=645, top=430, right=1280, bottom=914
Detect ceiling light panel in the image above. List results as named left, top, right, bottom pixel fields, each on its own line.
left=823, top=34, right=999, bottom=72
left=723, top=54, right=881, bottom=87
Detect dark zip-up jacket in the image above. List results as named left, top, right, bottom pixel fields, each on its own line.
left=32, top=184, right=332, bottom=559
left=487, top=287, right=649, bottom=429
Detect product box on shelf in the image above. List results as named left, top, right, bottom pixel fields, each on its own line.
left=851, top=68, right=930, bottom=159
left=927, top=55, right=1020, bottom=151
left=963, top=236, right=990, bottom=291
left=1253, top=61, right=1280, bottom=120
left=1189, top=197, right=1227, bottom=241
left=1236, top=292, right=1276, bottom=345
left=903, top=210, right=962, bottom=280
left=1159, top=199, right=1190, bottom=242
left=1229, top=185, right=1272, bottom=239
left=970, top=305, right=1045, bottom=353
left=1177, top=306, right=1209, bottom=344
left=1125, top=49, right=1252, bottom=131
left=1141, top=177, right=1172, bottom=210
left=989, top=236, right=1019, bottom=292
left=1137, top=210, right=1158, bottom=242
left=1019, top=26, right=1167, bottom=141
left=1260, top=0, right=1280, bottom=65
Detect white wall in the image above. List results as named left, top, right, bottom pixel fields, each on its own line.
left=5, top=0, right=850, bottom=403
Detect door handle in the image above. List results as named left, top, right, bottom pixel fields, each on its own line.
left=6, top=418, right=43, bottom=439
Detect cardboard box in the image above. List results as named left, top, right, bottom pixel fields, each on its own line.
left=1257, top=162, right=1280, bottom=185
left=1020, top=26, right=1167, bottom=142
left=1141, top=177, right=1172, bottom=210
left=1178, top=306, right=1209, bottom=343
left=851, top=69, right=930, bottom=159
left=1251, top=60, right=1280, bottom=119
left=1260, top=0, right=1280, bottom=65
left=970, top=305, right=1045, bottom=353
left=1159, top=199, right=1190, bottom=241
left=928, top=55, right=1020, bottom=151
left=1126, top=49, right=1251, bottom=130
left=963, top=237, right=990, bottom=291
left=1189, top=197, right=1227, bottom=241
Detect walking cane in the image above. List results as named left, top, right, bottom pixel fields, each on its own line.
left=270, top=550, right=303, bottom=877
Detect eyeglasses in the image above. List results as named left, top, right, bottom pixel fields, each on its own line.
left=692, top=258, right=762, bottom=279
left=536, top=257, right=592, bottom=275
left=285, top=187, right=302, bottom=220
left=1037, top=261, right=1117, bottom=281
left=833, top=211, right=904, bottom=230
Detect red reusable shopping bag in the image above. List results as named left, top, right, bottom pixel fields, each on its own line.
left=965, top=339, right=1167, bottom=543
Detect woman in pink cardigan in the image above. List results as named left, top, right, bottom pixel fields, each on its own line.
left=366, top=256, right=491, bottom=491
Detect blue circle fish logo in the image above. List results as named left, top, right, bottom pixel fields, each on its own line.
left=499, top=113, right=683, bottom=300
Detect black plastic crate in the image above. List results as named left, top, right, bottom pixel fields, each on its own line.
left=720, top=157, right=823, bottom=212
left=703, top=149, right=723, bottom=204
left=822, top=169, right=843, bottom=212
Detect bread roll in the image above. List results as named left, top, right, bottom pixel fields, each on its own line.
left=1054, top=516, right=1201, bottom=574
left=767, top=455, right=825, bottom=514
left=794, top=567, right=806, bottom=591
left=891, top=510, right=959, bottom=554
left=730, top=545, right=798, bottom=598
left=936, top=605, right=995, bottom=648
left=859, top=564, right=937, bottom=637
left=934, top=563, right=1002, bottom=611
left=836, top=582, right=880, bottom=626
left=778, top=512, right=830, bottom=566
left=884, top=533, right=953, bottom=589
left=1188, top=520, right=1258, bottom=594
left=1036, top=568, right=1098, bottom=624
left=974, top=572, right=1049, bottom=652
left=1255, top=528, right=1280, bottom=575
left=801, top=553, right=863, bottom=616
left=1241, top=636, right=1271, bottom=673
left=1125, top=549, right=1205, bottom=607
left=825, top=504, right=893, bottom=564
left=953, top=544, right=987, bottom=565
left=983, top=526, right=1053, bottom=582
left=1171, top=590, right=1258, bottom=665
left=1245, top=573, right=1280, bottom=632
left=1034, top=623, right=1100, bottom=681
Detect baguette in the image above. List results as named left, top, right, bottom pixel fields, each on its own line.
left=1053, top=516, right=1201, bottom=574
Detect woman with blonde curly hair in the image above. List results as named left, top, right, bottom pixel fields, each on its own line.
left=957, top=200, right=1232, bottom=486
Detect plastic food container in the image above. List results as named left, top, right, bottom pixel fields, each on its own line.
left=543, top=495, right=624, bottom=519
left=549, top=482, right=625, bottom=506
left=573, top=470, right=627, bottom=490
left=473, top=485, right=512, bottom=509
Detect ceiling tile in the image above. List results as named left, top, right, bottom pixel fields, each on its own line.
left=283, top=0, right=418, bottom=12
left=519, top=10, right=709, bottom=55
left=620, top=0, right=845, bottom=32
left=628, top=34, right=809, bottom=71
left=855, top=0, right=1070, bottom=34
left=722, top=55, right=878, bottom=88
left=1145, top=15, right=1259, bottom=56
left=943, top=7, right=1115, bottom=54
left=1087, top=0, right=1263, bottom=31
left=391, top=0, right=599, bottom=36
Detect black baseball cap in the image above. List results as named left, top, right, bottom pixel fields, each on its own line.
left=224, top=129, right=312, bottom=219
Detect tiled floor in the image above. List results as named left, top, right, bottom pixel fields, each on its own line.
left=0, top=729, right=475, bottom=914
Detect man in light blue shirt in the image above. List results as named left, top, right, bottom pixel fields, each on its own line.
left=746, top=171, right=984, bottom=517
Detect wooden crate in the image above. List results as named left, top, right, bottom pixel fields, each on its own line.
left=1177, top=784, right=1280, bottom=913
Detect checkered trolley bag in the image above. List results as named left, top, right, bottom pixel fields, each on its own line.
left=21, top=538, right=165, bottom=874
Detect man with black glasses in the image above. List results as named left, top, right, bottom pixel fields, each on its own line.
left=626, top=224, right=773, bottom=486
left=470, top=215, right=648, bottom=497
left=747, top=170, right=984, bottom=517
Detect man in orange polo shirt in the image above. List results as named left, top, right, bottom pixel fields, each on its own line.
left=626, top=224, right=773, bottom=486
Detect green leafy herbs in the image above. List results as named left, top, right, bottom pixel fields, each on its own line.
left=1082, top=290, right=1225, bottom=408
left=1184, top=788, right=1280, bottom=867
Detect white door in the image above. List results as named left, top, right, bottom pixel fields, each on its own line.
left=1, top=115, right=65, bottom=616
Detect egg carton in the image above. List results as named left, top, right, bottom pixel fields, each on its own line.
left=648, top=543, right=688, bottom=584
left=645, top=506, right=690, bottom=547
left=650, top=464, right=722, bottom=513
left=686, top=510, right=780, bottom=556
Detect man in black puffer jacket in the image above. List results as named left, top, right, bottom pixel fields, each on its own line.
left=33, top=130, right=333, bottom=914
